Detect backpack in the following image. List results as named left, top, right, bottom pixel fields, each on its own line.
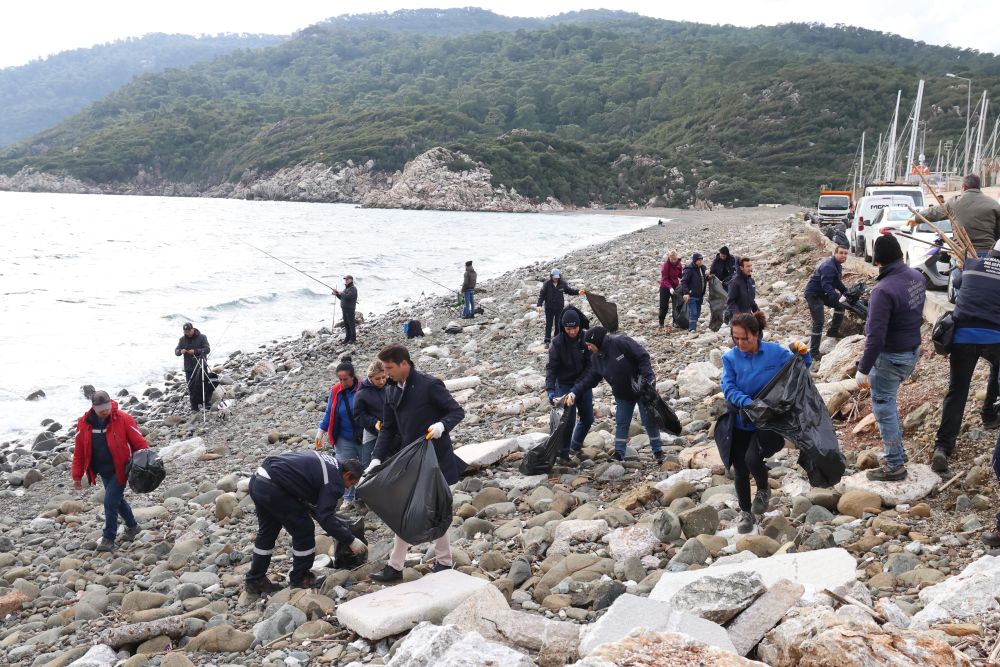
left=404, top=319, right=425, bottom=339
left=125, top=449, right=166, bottom=494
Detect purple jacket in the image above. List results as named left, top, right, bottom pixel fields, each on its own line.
left=857, top=261, right=926, bottom=374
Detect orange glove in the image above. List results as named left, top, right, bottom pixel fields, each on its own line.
left=792, top=341, right=809, bottom=356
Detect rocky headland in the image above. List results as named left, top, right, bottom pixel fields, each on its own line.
left=2, top=207, right=999, bottom=666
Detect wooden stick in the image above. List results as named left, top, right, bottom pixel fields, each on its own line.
left=822, top=588, right=887, bottom=624
left=906, top=206, right=968, bottom=266
left=938, top=471, right=963, bottom=492
left=889, top=231, right=946, bottom=249
left=988, top=627, right=1000, bottom=664
left=917, top=171, right=979, bottom=257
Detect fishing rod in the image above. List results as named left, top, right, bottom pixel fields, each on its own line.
left=242, top=241, right=338, bottom=292
left=411, top=268, right=502, bottom=317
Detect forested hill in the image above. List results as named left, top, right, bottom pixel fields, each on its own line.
left=3, top=10, right=1000, bottom=207
left=0, top=33, right=285, bottom=147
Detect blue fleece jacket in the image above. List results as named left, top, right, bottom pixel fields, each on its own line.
left=722, top=340, right=812, bottom=431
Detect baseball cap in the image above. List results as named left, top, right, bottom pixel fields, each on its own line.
left=92, top=390, right=112, bottom=412
left=551, top=268, right=561, bottom=278
left=182, top=322, right=193, bottom=331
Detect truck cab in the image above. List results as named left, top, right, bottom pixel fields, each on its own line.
left=816, top=190, right=852, bottom=225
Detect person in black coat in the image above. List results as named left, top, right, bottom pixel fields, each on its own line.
left=537, top=268, right=585, bottom=344
left=710, top=246, right=738, bottom=287
left=333, top=276, right=359, bottom=344
left=545, top=308, right=594, bottom=461
left=680, top=253, right=708, bottom=332
left=175, top=322, right=213, bottom=411
left=245, top=451, right=365, bottom=594
left=567, top=327, right=665, bottom=464
left=367, top=344, right=466, bottom=582
left=354, top=359, right=388, bottom=470
left=727, top=257, right=758, bottom=315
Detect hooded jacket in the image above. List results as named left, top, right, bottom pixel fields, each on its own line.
left=72, top=401, right=149, bottom=485
left=546, top=329, right=591, bottom=391
left=660, top=259, right=683, bottom=290
left=857, top=260, right=926, bottom=374
left=571, top=334, right=654, bottom=401
left=175, top=330, right=210, bottom=373
left=462, top=266, right=477, bottom=291
left=537, top=278, right=580, bottom=312
left=680, top=262, right=707, bottom=298
left=804, top=256, right=848, bottom=305
left=710, top=253, right=738, bottom=286
left=354, top=378, right=387, bottom=443
left=319, top=381, right=361, bottom=444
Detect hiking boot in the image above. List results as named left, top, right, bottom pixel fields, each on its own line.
left=982, top=530, right=1000, bottom=549
left=931, top=448, right=949, bottom=473
left=611, top=450, right=625, bottom=462
left=96, top=537, right=115, bottom=552
left=290, top=574, right=325, bottom=589
left=557, top=453, right=572, bottom=466
left=369, top=565, right=403, bottom=583
left=751, top=489, right=770, bottom=515
left=121, top=524, right=140, bottom=542
left=653, top=450, right=666, bottom=465
left=245, top=577, right=283, bottom=596
left=736, top=511, right=755, bottom=534
left=810, top=350, right=824, bottom=362
left=866, top=464, right=907, bottom=482
left=983, top=411, right=1000, bottom=430
left=826, top=329, right=843, bottom=339
left=431, top=562, right=453, bottom=573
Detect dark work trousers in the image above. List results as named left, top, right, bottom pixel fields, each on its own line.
left=342, top=307, right=357, bottom=343
left=935, top=343, right=1000, bottom=454
left=246, top=475, right=316, bottom=584
left=730, top=427, right=770, bottom=513
left=805, top=294, right=844, bottom=355
left=544, top=308, right=560, bottom=343
left=184, top=364, right=214, bottom=410
left=658, top=287, right=671, bottom=327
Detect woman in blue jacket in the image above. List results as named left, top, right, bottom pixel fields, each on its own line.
left=720, top=312, right=810, bottom=533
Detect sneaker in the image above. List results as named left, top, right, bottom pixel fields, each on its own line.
left=931, top=448, right=949, bottom=473
left=751, top=489, right=770, bottom=515
left=611, top=450, right=625, bottom=462
left=866, top=464, right=907, bottom=482
left=556, top=454, right=572, bottom=466
left=653, top=451, right=666, bottom=465
left=431, top=562, right=452, bottom=573
left=982, top=530, right=1000, bottom=549
left=736, top=511, right=755, bottom=534
left=245, top=577, right=284, bottom=595
left=369, top=564, right=403, bottom=583
left=96, top=537, right=115, bottom=552
left=121, top=524, right=140, bottom=542
left=290, top=574, right=325, bottom=589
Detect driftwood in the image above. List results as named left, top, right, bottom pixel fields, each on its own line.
left=916, top=172, right=979, bottom=258
left=822, top=588, right=887, bottom=624
left=938, top=471, right=963, bottom=493
left=906, top=205, right=969, bottom=266
left=101, top=615, right=185, bottom=648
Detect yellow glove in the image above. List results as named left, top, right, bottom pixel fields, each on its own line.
left=792, top=341, right=809, bottom=356
left=314, top=428, right=324, bottom=450
left=375, top=420, right=381, bottom=431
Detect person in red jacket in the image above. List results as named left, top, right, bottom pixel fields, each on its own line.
left=659, top=251, right=683, bottom=329
left=71, top=390, right=149, bottom=552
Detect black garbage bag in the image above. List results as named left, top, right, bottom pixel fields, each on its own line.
left=355, top=437, right=453, bottom=544
left=333, top=516, right=368, bottom=570
left=520, top=405, right=573, bottom=475
left=707, top=278, right=727, bottom=332
left=633, top=377, right=682, bottom=436
left=585, top=292, right=619, bottom=333
left=741, top=355, right=847, bottom=487
left=125, top=449, right=166, bottom=494
left=673, top=295, right=689, bottom=330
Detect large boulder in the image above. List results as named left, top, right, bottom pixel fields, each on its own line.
left=677, top=362, right=721, bottom=400
left=836, top=464, right=940, bottom=506
left=912, top=554, right=1000, bottom=627
left=817, top=335, right=865, bottom=381
left=575, top=629, right=767, bottom=666
left=669, top=572, right=765, bottom=624
left=386, top=621, right=534, bottom=666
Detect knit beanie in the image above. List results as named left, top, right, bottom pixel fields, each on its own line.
left=873, top=235, right=903, bottom=266
left=583, top=327, right=607, bottom=349
left=561, top=309, right=581, bottom=327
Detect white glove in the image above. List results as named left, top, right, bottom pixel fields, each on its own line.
left=314, top=428, right=324, bottom=450
left=839, top=295, right=849, bottom=304
left=669, top=288, right=675, bottom=295
left=854, top=371, right=870, bottom=388
left=349, top=538, right=367, bottom=555
left=565, top=392, right=576, bottom=406
left=364, top=458, right=381, bottom=474
left=426, top=422, right=445, bottom=439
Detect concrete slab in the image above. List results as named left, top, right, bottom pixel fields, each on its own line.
left=650, top=548, right=856, bottom=604
left=452, top=438, right=518, bottom=466
left=336, top=570, right=491, bottom=640
left=578, top=593, right=736, bottom=656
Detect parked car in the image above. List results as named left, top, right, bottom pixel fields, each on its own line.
left=864, top=206, right=914, bottom=263
left=849, top=195, right=913, bottom=260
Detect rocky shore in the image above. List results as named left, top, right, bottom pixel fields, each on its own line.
left=2, top=207, right=999, bottom=667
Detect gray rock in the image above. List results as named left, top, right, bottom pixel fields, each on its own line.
left=32, top=432, right=58, bottom=452
left=726, top=578, right=805, bottom=655
left=804, top=505, right=834, bottom=524
left=670, top=571, right=765, bottom=624
left=885, top=552, right=921, bottom=575
left=253, top=603, right=307, bottom=644
left=651, top=510, right=682, bottom=542
left=669, top=537, right=709, bottom=568
left=508, top=557, right=532, bottom=587
left=678, top=504, right=719, bottom=537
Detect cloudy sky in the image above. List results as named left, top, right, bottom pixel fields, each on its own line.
left=1, top=0, right=996, bottom=68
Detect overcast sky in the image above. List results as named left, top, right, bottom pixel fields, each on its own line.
left=1, top=0, right=997, bottom=69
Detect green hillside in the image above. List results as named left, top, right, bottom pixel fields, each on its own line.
left=3, top=10, right=999, bottom=207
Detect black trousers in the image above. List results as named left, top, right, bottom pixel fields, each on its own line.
left=184, top=366, right=214, bottom=410
left=658, top=287, right=673, bottom=326
left=342, top=307, right=357, bottom=343
left=805, top=294, right=844, bottom=354
left=935, top=342, right=1000, bottom=453
left=731, top=428, right=770, bottom=513
left=246, top=476, right=316, bottom=584
left=544, top=307, right=560, bottom=342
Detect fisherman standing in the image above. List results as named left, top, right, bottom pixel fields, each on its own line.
left=537, top=269, right=585, bottom=346
left=333, top=276, right=359, bottom=344
left=461, top=261, right=477, bottom=319
left=245, top=451, right=366, bottom=594
left=174, top=322, right=212, bottom=412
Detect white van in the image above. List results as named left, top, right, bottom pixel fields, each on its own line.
left=862, top=184, right=924, bottom=208
left=850, top=195, right=914, bottom=258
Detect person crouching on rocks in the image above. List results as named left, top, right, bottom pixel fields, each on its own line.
left=545, top=308, right=594, bottom=464
left=566, top=327, right=665, bottom=465
left=720, top=312, right=811, bottom=534
left=71, top=390, right=148, bottom=552
left=315, top=358, right=362, bottom=508
left=366, top=344, right=466, bottom=582
left=245, top=451, right=366, bottom=595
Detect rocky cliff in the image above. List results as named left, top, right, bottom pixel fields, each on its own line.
left=220, top=160, right=391, bottom=203
left=0, top=167, right=101, bottom=195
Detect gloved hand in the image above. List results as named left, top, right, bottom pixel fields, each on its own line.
left=547, top=390, right=556, bottom=404
left=365, top=459, right=381, bottom=475
left=426, top=422, right=445, bottom=440
left=375, top=420, right=381, bottom=431
left=564, top=392, right=576, bottom=406
left=839, top=295, right=849, bottom=304
left=314, top=428, right=324, bottom=450
left=349, top=538, right=367, bottom=555
left=669, top=288, right=675, bottom=295
left=854, top=371, right=870, bottom=388
left=579, top=288, right=586, bottom=296
left=792, top=341, right=809, bottom=356
left=536, top=306, right=543, bottom=313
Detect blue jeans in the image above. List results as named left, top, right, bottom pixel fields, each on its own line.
left=614, top=397, right=663, bottom=455
left=992, top=431, right=1000, bottom=531
left=556, top=384, right=594, bottom=456
left=335, top=436, right=373, bottom=501
left=99, top=472, right=137, bottom=541
left=869, top=348, right=919, bottom=468
left=463, top=289, right=475, bottom=318
left=686, top=297, right=703, bottom=332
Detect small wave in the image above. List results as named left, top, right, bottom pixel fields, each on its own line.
left=55, top=299, right=85, bottom=304
left=161, top=288, right=328, bottom=319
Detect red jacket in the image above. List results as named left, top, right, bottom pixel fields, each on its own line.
left=72, top=402, right=149, bottom=485
left=661, top=259, right=683, bottom=289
